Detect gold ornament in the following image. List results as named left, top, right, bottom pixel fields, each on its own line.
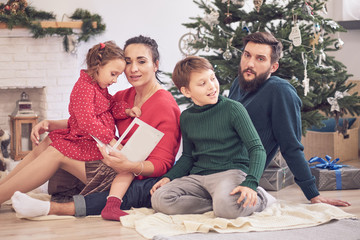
left=309, top=32, right=320, bottom=54
left=224, top=0, right=232, bottom=24
left=253, top=0, right=263, bottom=12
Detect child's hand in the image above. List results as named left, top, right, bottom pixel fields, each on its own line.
left=230, top=186, right=258, bottom=208
left=150, top=177, right=170, bottom=195
left=125, top=106, right=141, bottom=118
left=31, top=120, right=50, bottom=145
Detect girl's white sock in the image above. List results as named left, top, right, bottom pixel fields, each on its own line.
left=11, top=191, right=50, bottom=218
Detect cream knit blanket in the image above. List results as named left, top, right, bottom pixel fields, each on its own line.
left=8, top=191, right=356, bottom=239
left=120, top=200, right=356, bottom=239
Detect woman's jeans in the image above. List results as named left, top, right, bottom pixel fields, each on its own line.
left=73, top=177, right=159, bottom=216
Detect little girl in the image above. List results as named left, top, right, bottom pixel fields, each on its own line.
left=0, top=41, right=138, bottom=207
left=48, top=41, right=124, bottom=161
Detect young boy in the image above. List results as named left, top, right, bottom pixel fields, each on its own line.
left=150, top=56, right=276, bottom=219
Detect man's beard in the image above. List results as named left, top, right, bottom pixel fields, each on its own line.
left=238, top=66, right=271, bottom=93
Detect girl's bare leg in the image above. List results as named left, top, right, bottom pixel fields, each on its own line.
left=108, top=173, right=134, bottom=198
left=0, top=146, right=86, bottom=205
left=0, top=137, right=52, bottom=186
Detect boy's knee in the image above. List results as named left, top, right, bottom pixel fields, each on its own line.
left=213, top=197, right=254, bottom=219
left=151, top=188, right=180, bottom=215
left=151, top=188, right=168, bottom=211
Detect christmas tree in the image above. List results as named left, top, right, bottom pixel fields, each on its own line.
left=173, top=0, right=360, bottom=135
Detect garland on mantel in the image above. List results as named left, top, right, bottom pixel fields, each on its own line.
left=0, top=0, right=106, bottom=52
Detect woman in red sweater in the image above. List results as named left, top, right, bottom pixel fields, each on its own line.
left=10, top=35, right=181, bottom=221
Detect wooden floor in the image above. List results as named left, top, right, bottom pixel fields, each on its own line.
left=0, top=159, right=359, bottom=240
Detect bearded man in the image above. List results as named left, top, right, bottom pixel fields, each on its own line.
left=228, top=32, right=350, bottom=207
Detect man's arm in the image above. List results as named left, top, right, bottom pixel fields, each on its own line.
left=272, top=83, right=350, bottom=206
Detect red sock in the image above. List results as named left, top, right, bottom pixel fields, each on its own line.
left=101, top=196, right=128, bottom=221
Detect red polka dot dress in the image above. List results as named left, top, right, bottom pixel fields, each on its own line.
left=49, top=70, right=125, bottom=161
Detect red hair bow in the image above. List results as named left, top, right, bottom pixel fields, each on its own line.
left=100, top=43, right=106, bottom=49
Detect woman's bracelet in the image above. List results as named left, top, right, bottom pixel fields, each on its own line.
left=133, top=162, right=144, bottom=177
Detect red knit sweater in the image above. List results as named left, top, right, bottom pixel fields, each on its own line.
left=112, top=87, right=181, bottom=179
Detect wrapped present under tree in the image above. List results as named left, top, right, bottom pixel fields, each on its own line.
left=259, top=151, right=295, bottom=191
left=309, top=155, right=360, bottom=190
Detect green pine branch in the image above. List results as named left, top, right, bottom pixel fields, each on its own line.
left=176, top=0, right=360, bottom=135
left=0, top=6, right=105, bottom=52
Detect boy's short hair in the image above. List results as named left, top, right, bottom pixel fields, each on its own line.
left=172, top=56, right=214, bottom=90
left=243, top=32, right=283, bottom=63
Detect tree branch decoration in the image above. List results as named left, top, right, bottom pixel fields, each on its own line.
left=0, top=0, right=106, bottom=52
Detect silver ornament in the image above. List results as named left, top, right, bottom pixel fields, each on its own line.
left=223, top=49, right=232, bottom=60
left=203, top=9, right=219, bottom=30
left=178, top=33, right=199, bottom=56
left=222, top=0, right=245, bottom=7
left=326, top=20, right=339, bottom=29
left=204, top=45, right=210, bottom=52
left=322, top=4, right=328, bottom=15
left=334, top=38, right=344, bottom=50
left=233, top=0, right=245, bottom=8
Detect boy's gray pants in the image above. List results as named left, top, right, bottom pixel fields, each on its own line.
left=151, top=169, right=269, bottom=219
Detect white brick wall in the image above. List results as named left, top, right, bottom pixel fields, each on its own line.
left=0, top=29, right=80, bottom=133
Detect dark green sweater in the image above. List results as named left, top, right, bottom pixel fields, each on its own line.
left=164, top=95, right=266, bottom=191
left=229, top=76, right=318, bottom=200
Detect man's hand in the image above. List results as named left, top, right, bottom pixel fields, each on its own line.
left=31, top=120, right=50, bottom=145
left=310, top=195, right=351, bottom=207
left=150, top=177, right=170, bottom=195
left=230, top=186, right=258, bottom=207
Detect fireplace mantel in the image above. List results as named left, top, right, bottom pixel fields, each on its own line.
left=0, top=21, right=97, bottom=29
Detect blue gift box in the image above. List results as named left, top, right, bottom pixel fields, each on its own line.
left=309, top=156, right=360, bottom=190
left=310, top=166, right=360, bottom=190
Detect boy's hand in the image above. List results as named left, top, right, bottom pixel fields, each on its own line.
left=230, top=186, right=258, bottom=208
left=150, top=177, right=170, bottom=195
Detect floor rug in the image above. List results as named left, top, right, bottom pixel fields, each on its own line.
left=153, top=218, right=360, bottom=240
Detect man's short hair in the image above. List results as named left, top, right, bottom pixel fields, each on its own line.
left=172, top=56, right=214, bottom=90
left=243, top=32, right=283, bottom=63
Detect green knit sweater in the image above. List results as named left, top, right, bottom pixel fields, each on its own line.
left=164, top=95, right=266, bottom=190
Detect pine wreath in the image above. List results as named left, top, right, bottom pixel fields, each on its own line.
left=0, top=0, right=106, bottom=52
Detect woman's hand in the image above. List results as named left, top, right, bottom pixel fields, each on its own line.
left=150, top=177, right=170, bottom=195
left=230, top=186, right=258, bottom=208
left=31, top=120, right=50, bottom=145
left=98, top=144, right=133, bottom=173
